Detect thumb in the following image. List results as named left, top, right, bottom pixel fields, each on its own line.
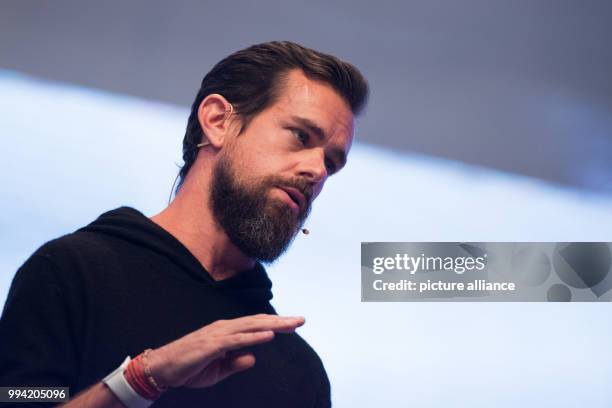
left=217, top=351, right=256, bottom=382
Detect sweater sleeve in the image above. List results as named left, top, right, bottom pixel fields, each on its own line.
left=0, top=254, right=83, bottom=391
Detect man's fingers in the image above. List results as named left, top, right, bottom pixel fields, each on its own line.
left=240, top=316, right=305, bottom=334
left=221, top=330, right=275, bottom=351
left=220, top=314, right=305, bottom=334
left=216, top=352, right=256, bottom=383
left=149, top=315, right=305, bottom=389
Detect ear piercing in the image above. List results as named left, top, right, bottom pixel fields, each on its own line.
left=196, top=103, right=234, bottom=148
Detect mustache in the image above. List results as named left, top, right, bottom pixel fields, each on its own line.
left=266, top=176, right=313, bottom=208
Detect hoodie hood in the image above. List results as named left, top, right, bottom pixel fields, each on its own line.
left=78, top=206, right=273, bottom=304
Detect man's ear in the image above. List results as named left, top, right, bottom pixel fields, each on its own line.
left=197, top=94, right=235, bottom=149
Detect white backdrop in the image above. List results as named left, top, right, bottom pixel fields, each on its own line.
left=1, top=71, right=611, bottom=407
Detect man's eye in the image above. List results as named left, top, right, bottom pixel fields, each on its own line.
left=291, top=128, right=309, bottom=145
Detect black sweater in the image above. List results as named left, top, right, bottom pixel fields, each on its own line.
left=0, top=207, right=331, bottom=407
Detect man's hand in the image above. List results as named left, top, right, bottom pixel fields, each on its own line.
left=146, top=314, right=305, bottom=388
left=61, top=314, right=303, bottom=407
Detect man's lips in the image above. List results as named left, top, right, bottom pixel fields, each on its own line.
left=276, top=186, right=307, bottom=213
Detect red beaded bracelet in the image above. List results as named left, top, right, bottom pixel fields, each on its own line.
left=142, top=349, right=168, bottom=393
left=123, top=351, right=165, bottom=401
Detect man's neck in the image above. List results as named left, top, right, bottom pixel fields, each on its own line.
left=150, top=185, right=255, bottom=281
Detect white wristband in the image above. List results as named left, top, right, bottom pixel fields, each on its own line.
left=102, top=356, right=154, bottom=408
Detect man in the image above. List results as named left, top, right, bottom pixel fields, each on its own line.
left=0, top=41, right=368, bottom=407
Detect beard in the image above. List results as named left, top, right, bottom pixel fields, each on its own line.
left=210, top=153, right=312, bottom=263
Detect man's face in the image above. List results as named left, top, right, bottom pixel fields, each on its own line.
left=210, top=69, right=355, bottom=263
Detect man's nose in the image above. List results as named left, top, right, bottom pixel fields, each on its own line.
left=297, top=148, right=328, bottom=185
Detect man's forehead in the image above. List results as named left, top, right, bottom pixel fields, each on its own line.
left=273, top=70, right=355, bottom=143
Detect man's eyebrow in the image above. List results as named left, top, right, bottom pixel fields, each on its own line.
left=289, top=115, right=347, bottom=170
left=289, top=115, right=327, bottom=141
